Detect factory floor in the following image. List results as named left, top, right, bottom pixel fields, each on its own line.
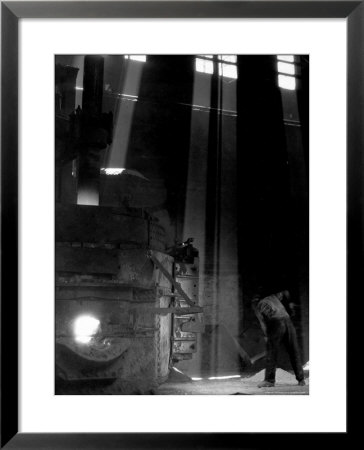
left=55, top=368, right=309, bottom=395
left=154, top=368, right=309, bottom=395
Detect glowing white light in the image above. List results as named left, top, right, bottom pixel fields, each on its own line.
left=191, top=375, right=242, bottom=381
left=74, top=316, right=100, bottom=344
left=124, top=55, right=146, bottom=62
left=195, top=56, right=238, bottom=78
left=220, top=55, right=237, bottom=63
left=208, top=375, right=241, bottom=380
left=76, top=336, right=93, bottom=344
left=278, top=74, right=296, bottom=90
left=277, top=55, right=295, bottom=63
left=75, top=86, right=84, bottom=91
left=218, top=63, right=238, bottom=79
left=195, top=58, right=213, bottom=74
left=277, top=61, right=295, bottom=75
left=100, top=168, right=126, bottom=176
left=121, top=94, right=138, bottom=99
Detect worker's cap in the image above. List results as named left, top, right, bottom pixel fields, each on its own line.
left=251, top=294, right=262, bottom=303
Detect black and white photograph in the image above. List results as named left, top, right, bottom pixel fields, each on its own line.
left=1, top=0, right=355, bottom=445
left=55, top=54, right=309, bottom=396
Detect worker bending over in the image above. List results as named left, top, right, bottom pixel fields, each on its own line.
left=252, top=289, right=305, bottom=388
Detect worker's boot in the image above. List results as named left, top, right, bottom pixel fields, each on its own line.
left=257, top=380, right=275, bottom=388
left=298, top=380, right=306, bottom=386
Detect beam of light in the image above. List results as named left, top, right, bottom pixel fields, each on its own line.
left=179, top=68, right=212, bottom=378
left=215, top=62, right=239, bottom=347
left=202, top=58, right=239, bottom=375
left=70, top=56, right=85, bottom=107
left=183, top=69, right=211, bottom=274
left=102, top=56, right=145, bottom=171
left=181, top=57, right=239, bottom=379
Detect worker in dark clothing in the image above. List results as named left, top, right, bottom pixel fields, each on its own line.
left=252, top=289, right=305, bottom=387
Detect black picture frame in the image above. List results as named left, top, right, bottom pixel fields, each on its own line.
left=1, top=1, right=357, bottom=448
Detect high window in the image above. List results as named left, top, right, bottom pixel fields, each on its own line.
left=124, top=55, right=147, bottom=62
left=195, top=55, right=238, bottom=79
left=277, top=55, right=296, bottom=90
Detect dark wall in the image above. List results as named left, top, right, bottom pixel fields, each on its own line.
left=237, top=56, right=288, bottom=289
left=236, top=56, right=309, bottom=362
